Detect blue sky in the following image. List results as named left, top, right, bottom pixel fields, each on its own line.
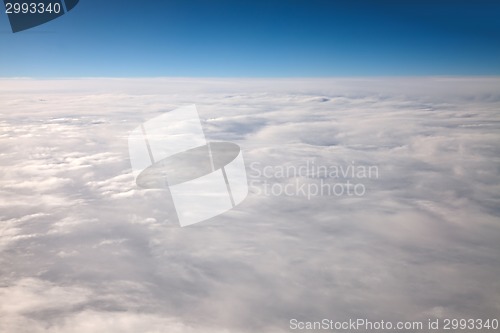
left=1, top=0, right=499, bottom=77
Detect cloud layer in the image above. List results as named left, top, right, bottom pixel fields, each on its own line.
left=0, top=78, right=499, bottom=332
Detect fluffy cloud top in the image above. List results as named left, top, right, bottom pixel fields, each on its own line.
left=0, top=78, right=499, bottom=332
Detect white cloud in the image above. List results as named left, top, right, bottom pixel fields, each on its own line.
left=0, top=279, right=230, bottom=333
left=0, top=78, right=499, bottom=332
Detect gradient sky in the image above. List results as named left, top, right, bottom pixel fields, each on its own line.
left=1, top=0, right=499, bottom=77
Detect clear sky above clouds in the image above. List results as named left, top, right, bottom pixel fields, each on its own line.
left=0, top=0, right=499, bottom=77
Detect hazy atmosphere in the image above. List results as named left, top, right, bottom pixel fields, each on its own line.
left=1, top=78, right=499, bottom=332
left=1, top=0, right=500, bottom=331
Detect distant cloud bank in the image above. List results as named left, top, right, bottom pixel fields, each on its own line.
left=0, top=78, right=499, bottom=333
